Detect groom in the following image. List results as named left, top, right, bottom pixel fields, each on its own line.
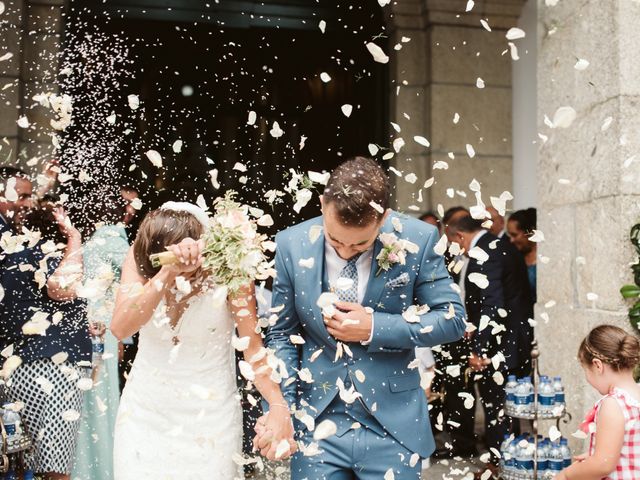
left=262, top=157, right=466, bottom=478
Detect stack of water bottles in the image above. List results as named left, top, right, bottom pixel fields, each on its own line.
left=499, top=434, right=572, bottom=480
left=0, top=404, right=34, bottom=479
left=505, top=375, right=565, bottom=419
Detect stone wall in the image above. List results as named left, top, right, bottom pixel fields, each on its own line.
left=536, top=0, right=640, bottom=450
left=388, top=0, right=525, bottom=213
left=0, top=0, right=65, bottom=171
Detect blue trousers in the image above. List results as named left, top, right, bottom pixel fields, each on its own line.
left=291, top=426, right=422, bottom=480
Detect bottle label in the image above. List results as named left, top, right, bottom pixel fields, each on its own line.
left=555, top=393, right=565, bottom=403
left=537, top=459, right=548, bottom=470
left=92, top=343, right=105, bottom=354
left=549, top=459, right=564, bottom=471
left=538, top=394, right=555, bottom=406
left=517, top=459, right=534, bottom=470
left=4, top=424, right=15, bottom=435
left=515, top=395, right=530, bottom=405
left=507, top=393, right=515, bottom=402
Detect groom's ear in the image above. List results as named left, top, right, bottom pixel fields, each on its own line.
left=319, top=195, right=324, bottom=211
left=381, top=208, right=391, bottom=224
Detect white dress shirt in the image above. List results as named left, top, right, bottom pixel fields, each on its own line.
left=324, top=243, right=373, bottom=304
left=324, top=243, right=374, bottom=343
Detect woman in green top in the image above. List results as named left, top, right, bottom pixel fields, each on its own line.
left=72, top=196, right=130, bottom=480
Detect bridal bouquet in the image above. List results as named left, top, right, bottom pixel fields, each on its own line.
left=150, top=191, right=274, bottom=293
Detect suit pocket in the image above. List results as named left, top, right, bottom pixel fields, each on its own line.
left=388, top=371, right=420, bottom=393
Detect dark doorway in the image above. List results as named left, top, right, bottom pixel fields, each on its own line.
left=64, top=0, right=389, bottom=233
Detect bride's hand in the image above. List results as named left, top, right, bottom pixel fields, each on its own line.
left=254, top=407, right=297, bottom=460
left=162, top=238, right=204, bottom=275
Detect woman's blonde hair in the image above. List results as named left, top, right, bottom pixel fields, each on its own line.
left=133, top=209, right=204, bottom=279
left=578, top=324, right=640, bottom=371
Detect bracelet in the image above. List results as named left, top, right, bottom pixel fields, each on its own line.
left=269, top=403, right=289, bottom=410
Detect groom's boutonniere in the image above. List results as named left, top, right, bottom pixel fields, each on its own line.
left=375, top=232, right=420, bottom=276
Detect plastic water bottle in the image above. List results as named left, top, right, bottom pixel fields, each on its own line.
left=553, top=376, right=565, bottom=410
left=499, top=434, right=511, bottom=471
left=1, top=404, right=20, bottom=438
left=514, top=378, right=532, bottom=416
left=548, top=441, right=564, bottom=475
left=560, top=438, right=572, bottom=468
left=538, top=376, right=556, bottom=416
left=536, top=437, right=548, bottom=479
left=506, top=436, right=519, bottom=473
left=23, top=471, right=35, bottom=480
left=505, top=375, right=518, bottom=409
left=516, top=438, right=534, bottom=478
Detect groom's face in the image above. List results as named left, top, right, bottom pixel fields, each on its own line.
left=321, top=201, right=386, bottom=260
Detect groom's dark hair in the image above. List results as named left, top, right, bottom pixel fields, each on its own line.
left=323, top=156, right=391, bottom=226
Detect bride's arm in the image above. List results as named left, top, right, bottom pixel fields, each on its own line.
left=110, top=248, right=171, bottom=340
left=111, top=238, right=203, bottom=340
left=231, top=284, right=295, bottom=459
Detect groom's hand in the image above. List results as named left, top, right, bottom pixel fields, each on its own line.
left=325, top=302, right=372, bottom=343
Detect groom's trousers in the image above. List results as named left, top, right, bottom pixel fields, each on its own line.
left=291, top=386, right=421, bottom=479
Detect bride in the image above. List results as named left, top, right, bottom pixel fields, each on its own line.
left=111, top=202, right=295, bottom=479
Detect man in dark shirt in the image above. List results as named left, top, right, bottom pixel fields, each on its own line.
left=0, top=167, right=34, bottom=236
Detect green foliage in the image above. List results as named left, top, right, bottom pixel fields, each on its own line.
left=621, top=222, right=640, bottom=332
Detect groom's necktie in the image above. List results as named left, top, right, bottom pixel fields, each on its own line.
left=336, top=252, right=363, bottom=304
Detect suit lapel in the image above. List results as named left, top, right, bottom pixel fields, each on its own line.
left=362, top=216, right=395, bottom=309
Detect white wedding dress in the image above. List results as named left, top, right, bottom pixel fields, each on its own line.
left=113, top=288, right=244, bottom=479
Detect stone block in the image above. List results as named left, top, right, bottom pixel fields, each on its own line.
left=430, top=84, right=512, bottom=157
left=21, top=33, right=60, bottom=82
left=393, top=29, right=429, bottom=86
left=426, top=152, right=512, bottom=213
left=3, top=0, right=25, bottom=27
left=390, top=154, right=431, bottom=211
left=0, top=77, right=20, bottom=137
left=430, top=25, right=512, bottom=87
left=26, top=4, right=63, bottom=33
left=574, top=195, right=640, bottom=312
left=390, top=85, right=430, bottom=155
left=0, top=27, right=22, bottom=77
left=537, top=203, right=576, bottom=306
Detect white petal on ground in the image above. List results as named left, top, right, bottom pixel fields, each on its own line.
left=270, top=121, right=284, bottom=138
left=145, top=149, right=163, bottom=167
left=0, top=3, right=5, bottom=15
left=587, top=292, right=598, bottom=302
left=365, top=42, right=389, bottom=64
left=480, top=19, right=492, bottom=31
left=433, top=160, right=449, bottom=170
left=404, top=173, right=417, bottom=184
left=468, top=272, right=489, bottom=289
left=61, top=409, right=81, bottom=422
left=0, top=52, right=12, bottom=62
left=341, top=104, right=353, bottom=117
left=314, top=419, right=337, bottom=441
left=466, top=0, right=474, bottom=11
left=172, top=139, right=183, bottom=153
left=476, top=77, right=485, bottom=89
left=552, top=106, right=577, bottom=128
left=247, top=110, right=257, bottom=125
left=433, top=234, right=448, bottom=256
left=545, top=0, right=560, bottom=6
left=466, top=144, right=476, bottom=158
left=413, top=135, right=430, bottom=147
left=575, top=58, right=590, bottom=70
left=508, top=42, right=519, bottom=61
left=506, top=27, right=526, bottom=40
left=320, top=72, right=331, bottom=83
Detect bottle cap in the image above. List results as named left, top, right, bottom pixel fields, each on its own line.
left=508, top=375, right=516, bottom=381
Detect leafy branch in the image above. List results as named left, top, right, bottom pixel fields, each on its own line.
left=621, top=223, right=640, bottom=331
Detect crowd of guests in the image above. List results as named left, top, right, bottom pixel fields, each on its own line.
left=2, top=163, right=639, bottom=480
left=418, top=204, right=538, bottom=477
left=0, top=166, right=139, bottom=480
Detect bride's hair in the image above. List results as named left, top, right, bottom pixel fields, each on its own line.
left=133, top=208, right=204, bottom=278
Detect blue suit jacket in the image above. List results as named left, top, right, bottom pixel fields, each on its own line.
left=265, top=212, right=466, bottom=457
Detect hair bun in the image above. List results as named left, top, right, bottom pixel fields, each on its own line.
left=618, top=334, right=640, bottom=370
